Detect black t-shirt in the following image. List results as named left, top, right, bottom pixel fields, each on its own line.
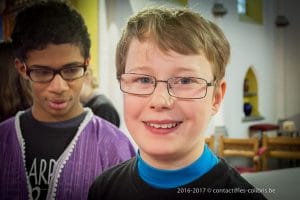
left=20, top=109, right=86, bottom=200
left=88, top=158, right=267, bottom=200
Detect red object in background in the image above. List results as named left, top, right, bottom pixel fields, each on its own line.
left=250, top=124, right=279, bottom=132
left=249, top=123, right=280, bottom=143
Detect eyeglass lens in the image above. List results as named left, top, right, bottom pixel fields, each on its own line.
left=120, top=73, right=212, bottom=99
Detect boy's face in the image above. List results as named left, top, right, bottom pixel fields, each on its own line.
left=123, top=39, right=225, bottom=169
left=16, top=44, right=88, bottom=122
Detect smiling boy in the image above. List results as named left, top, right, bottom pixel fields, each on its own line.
left=0, top=2, right=135, bottom=199
left=88, top=7, right=266, bottom=199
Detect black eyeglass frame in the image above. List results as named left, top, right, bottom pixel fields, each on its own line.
left=24, top=62, right=88, bottom=83
left=118, top=73, right=215, bottom=99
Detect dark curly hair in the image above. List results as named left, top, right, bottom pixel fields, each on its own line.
left=11, top=1, right=90, bottom=61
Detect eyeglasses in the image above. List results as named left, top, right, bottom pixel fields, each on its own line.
left=24, top=62, right=87, bottom=83
left=118, top=73, right=215, bottom=99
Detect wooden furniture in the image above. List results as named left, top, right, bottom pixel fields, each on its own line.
left=205, top=135, right=215, bottom=151
left=218, top=135, right=262, bottom=172
left=262, top=135, right=300, bottom=170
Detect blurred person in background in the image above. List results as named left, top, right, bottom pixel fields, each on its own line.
left=0, top=41, right=32, bottom=123
left=80, top=68, right=120, bottom=127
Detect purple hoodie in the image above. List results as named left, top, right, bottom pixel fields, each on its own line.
left=0, top=108, right=136, bottom=199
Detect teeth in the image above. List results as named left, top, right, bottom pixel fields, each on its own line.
left=147, top=122, right=178, bottom=129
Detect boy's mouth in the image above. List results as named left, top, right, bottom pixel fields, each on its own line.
left=49, top=99, right=68, bottom=110
left=145, top=122, right=180, bottom=129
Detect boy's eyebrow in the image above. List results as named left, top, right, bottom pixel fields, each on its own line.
left=29, top=61, right=85, bottom=69
left=63, top=62, right=86, bottom=67
left=172, top=67, right=200, bottom=73
left=126, top=65, right=199, bottom=72
left=125, top=66, right=153, bottom=73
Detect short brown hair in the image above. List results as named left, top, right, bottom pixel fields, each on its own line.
left=116, top=7, right=230, bottom=83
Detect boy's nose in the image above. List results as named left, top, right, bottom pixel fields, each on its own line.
left=48, top=74, right=69, bottom=93
left=148, top=82, right=174, bottom=110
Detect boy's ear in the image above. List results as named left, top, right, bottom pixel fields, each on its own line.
left=85, top=55, right=91, bottom=65
left=15, top=58, right=29, bottom=80
left=211, top=79, right=226, bottom=115
left=84, top=56, right=91, bottom=78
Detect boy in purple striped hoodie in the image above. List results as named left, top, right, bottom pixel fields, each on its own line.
left=0, top=1, right=135, bottom=199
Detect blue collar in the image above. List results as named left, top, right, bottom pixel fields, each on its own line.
left=137, top=144, right=218, bottom=189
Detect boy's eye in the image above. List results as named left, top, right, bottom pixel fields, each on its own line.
left=136, top=77, right=154, bottom=84
left=62, top=67, right=81, bottom=74
left=32, top=69, right=52, bottom=76
left=174, top=77, right=195, bottom=84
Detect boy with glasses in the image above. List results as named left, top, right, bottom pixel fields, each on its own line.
left=89, top=7, right=266, bottom=199
left=0, top=1, right=135, bottom=199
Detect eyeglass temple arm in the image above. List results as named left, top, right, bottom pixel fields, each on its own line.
left=207, top=81, right=215, bottom=87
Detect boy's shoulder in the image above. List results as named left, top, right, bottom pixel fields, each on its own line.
left=0, top=115, right=15, bottom=126
left=188, top=159, right=267, bottom=199
left=100, top=156, right=137, bottom=178
left=88, top=113, right=126, bottom=141
left=199, top=158, right=255, bottom=188
left=87, top=112, right=136, bottom=158
left=0, top=116, right=16, bottom=135
left=88, top=157, right=137, bottom=199
left=0, top=117, right=15, bottom=134
left=0, top=116, right=20, bottom=150
left=91, top=157, right=136, bottom=186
